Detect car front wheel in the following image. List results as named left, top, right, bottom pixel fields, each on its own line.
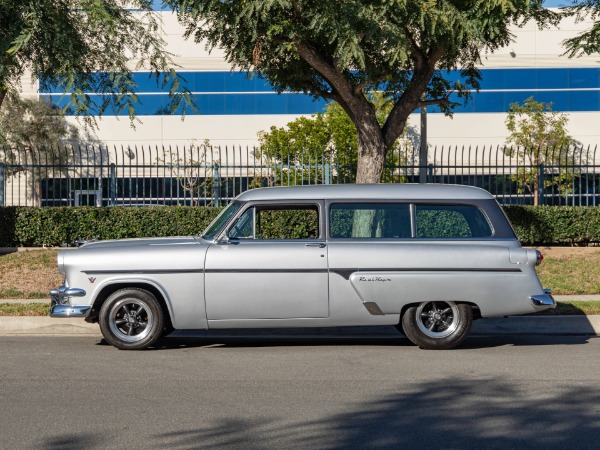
left=99, top=288, right=164, bottom=350
left=401, top=301, right=472, bottom=350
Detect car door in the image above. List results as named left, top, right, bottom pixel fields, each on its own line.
left=204, top=202, right=329, bottom=320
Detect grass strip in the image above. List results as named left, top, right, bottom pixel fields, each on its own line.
left=1, top=301, right=600, bottom=317
left=0, top=303, right=50, bottom=316
left=534, top=301, right=600, bottom=316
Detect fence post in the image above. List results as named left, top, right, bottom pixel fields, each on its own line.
left=0, top=163, right=4, bottom=207
left=213, top=163, right=221, bottom=207
left=324, top=163, right=331, bottom=185
left=427, top=163, right=434, bottom=184
left=109, top=163, right=116, bottom=207
left=538, top=162, right=545, bottom=206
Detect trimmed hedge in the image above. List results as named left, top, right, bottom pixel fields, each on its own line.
left=504, top=206, right=600, bottom=246
left=0, top=206, right=223, bottom=247
left=1, top=205, right=599, bottom=247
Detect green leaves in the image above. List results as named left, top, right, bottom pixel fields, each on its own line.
left=0, top=206, right=223, bottom=247
left=562, top=1, right=600, bottom=57
left=0, top=0, right=194, bottom=119
left=166, top=0, right=552, bottom=183
left=2, top=204, right=600, bottom=247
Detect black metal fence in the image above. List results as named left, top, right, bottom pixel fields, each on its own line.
left=1, top=144, right=599, bottom=207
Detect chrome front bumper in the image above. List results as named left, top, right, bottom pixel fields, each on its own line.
left=49, top=285, right=91, bottom=318
left=530, top=289, right=556, bottom=311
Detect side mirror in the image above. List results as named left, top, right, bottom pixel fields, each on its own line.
left=216, top=235, right=232, bottom=245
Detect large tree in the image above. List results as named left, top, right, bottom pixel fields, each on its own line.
left=0, top=0, right=192, bottom=119
left=166, top=0, right=557, bottom=183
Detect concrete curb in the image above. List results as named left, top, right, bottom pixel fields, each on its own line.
left=0, top=317, right=101, bottom=336
left=1, top=316, right=600, bottom=337
left=471, top=315, right=600, bottom=336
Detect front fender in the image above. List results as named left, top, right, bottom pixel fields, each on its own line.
left=87, top=275, right=207, bottom=330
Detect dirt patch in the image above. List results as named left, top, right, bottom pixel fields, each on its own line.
left=0, top=249, right=63, bottom=298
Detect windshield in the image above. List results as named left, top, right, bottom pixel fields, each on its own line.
left=201, top=202, right=241, bottom=240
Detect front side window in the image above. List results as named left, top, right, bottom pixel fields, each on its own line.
left=415, top=205, right=493, bottom=238
left=228, top=205, right=320, bottom=240
left=330, top=203, right=411, bottom=239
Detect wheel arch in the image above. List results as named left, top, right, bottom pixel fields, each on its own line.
left=86, top=281, right=174, bottom=330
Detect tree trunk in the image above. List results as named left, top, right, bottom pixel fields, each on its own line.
left=354, top=117, right=389, bottom=184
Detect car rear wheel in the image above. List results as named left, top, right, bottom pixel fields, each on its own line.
left=99, top=288, right=164, bottom=350
left=400, top=301, right=472, bottom=350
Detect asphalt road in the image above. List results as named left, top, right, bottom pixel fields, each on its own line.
left=2, top=334, right=600, bottom=450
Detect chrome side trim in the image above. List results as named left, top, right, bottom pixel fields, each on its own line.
left=332, top=267, right=522, bottom=280
left=363, top=301, right=385, bottom=315
left=83, top=269, right=204, bottom=275
left=50, top=304, right=92, bottom=317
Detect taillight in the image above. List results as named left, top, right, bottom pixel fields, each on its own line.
left=535, top=250, right=544, bottom=266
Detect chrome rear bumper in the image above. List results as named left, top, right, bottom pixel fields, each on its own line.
left=49, top=285, right=90, bottom=318
left=530, top=289, right=556, bottom=310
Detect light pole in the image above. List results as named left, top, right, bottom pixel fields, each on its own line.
left=419, top=98, right=428, bottom=183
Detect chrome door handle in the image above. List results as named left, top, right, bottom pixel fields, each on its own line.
left=305, top=243, right=326, bottom=248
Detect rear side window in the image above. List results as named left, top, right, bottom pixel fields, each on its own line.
left=415, top=205, right=492, bottom=238
left=330, top=203, right=411, bottom=239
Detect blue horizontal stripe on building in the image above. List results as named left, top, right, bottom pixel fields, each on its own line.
left=40, top=68, right=600, bottom=116
left=42, top=92, right=328, bottom=116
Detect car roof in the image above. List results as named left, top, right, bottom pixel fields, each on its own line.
left=235, top=184, right=494, bottom=202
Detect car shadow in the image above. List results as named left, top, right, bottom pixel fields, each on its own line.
left=109, top=326, right=594, bottom=351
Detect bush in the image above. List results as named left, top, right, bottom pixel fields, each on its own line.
left=1, top=205, right=599, bottom=247
left=504, top=206, right=600, bottom=246
left=0, top=206, right=222, bottom=247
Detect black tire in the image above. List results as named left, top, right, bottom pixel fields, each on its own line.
left=99, top=288, right=164, bottom=350
left=400, top=301, right=472, bottom=350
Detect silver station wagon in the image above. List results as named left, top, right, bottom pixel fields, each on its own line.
left=50, top=184, right=555, bottom=350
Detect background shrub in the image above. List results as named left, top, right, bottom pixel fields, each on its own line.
left=504, top=206, right=600, bottom=246
left=0, top=205, right=599, bottom=247
left=0, top=206, right=222, bottom=247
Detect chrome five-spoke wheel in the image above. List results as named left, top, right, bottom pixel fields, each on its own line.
left=401, top=300, right=472, bottom=350
left=99, top=288, right=164, bottom=350
left=416, top=301, right=460, bottom=339
left=108, top=299, right=154, bottom=343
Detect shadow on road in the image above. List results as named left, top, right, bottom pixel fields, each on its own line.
left=93, top=327, right=594, bottom=351
left=41, top=377, right=600, bottom=449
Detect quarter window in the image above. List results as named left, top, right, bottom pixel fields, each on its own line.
left=330, top=203, right=411, bottom=239
left=415, top=205, right=493, bottom=238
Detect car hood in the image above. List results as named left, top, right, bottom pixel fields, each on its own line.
left=59, top=236, right=211, bottom=275
left=77, top=236, right=201, bottom=250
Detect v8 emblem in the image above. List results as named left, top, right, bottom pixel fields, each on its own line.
left=88, top=277, right=96, bottom=284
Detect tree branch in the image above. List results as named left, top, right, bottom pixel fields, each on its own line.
left=403, top=27, right=425, bottom=71
left=382, top=45, right=446, bottom=148
left=296, top=41, right=365, bottom=112
left=0, top=85, right=8, bottom=110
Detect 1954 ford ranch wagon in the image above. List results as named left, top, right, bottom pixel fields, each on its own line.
left=49, top=184, right=555, bottom=350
